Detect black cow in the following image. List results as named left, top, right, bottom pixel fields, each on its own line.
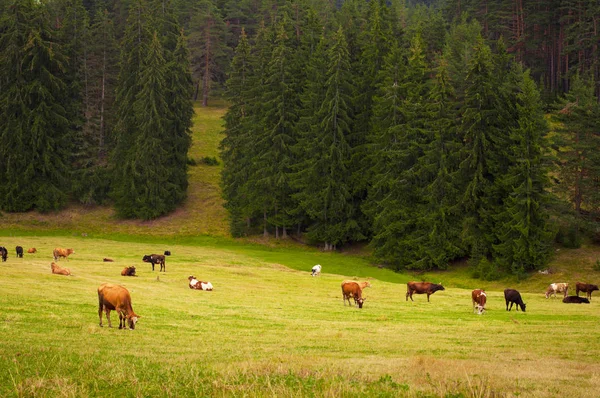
left=142, top=254, right=166, bottom=272
left=504, top=289, right=526, bottom=312
left=563, top=296, right=590, bottom=304
left=15, top=246, right=23, bottom=258
left=0, top=247, right=7, bottom=262
left=164, top=250, right=171, bottom=256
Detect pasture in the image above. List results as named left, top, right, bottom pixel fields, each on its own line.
left=1, top=235, right=600, bottom=397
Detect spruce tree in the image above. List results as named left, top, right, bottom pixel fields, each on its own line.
left=493, top=68, right=554, bottom=275
left=0, top=0, right=73, bottom=212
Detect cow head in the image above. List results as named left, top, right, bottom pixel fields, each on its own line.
left=188, top=275, right=196, bottom=281
left=142, top=255, right=152, bottom=263
left=520, top=303, right=527, bottom=312
left=127, top=314, right=140, bottom=330
left=591, top=285, right=599, bottom=292
left=434, top=283, right=445, bottom=292
left=357, top=297, right=365, bottom=309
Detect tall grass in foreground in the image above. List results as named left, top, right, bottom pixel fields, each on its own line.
left=1, top=235, right=600, bottom=397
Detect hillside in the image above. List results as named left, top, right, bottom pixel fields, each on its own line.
left=0, top=102, right=230, bottom=237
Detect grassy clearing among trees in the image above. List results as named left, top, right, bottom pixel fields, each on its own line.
left=1, top=235, right=599, bottom=397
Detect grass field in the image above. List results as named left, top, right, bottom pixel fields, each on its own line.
left=1, top=235, right=600, bottom=397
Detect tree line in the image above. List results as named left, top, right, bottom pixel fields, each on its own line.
left=220, top=0, right=600, bottom=277
left=1, top=0, right=599, bottom=275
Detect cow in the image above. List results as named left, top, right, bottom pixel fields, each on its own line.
left=0, top=247, right=7, bottom=261
left=563, top=296, right=590, bottom=304
left=97, top=283, right=140, bottom=329
left=342, top=280, right=372, bottom=290
left=341, top=281, right=365, bottom=308
left=545, top=282, right=569, bottom=299
left=504, top=289, right=526, bottom=312
left=472, top=289, right=487, bottom=314
left=142, top=254, right=165, bottom=272
left=406, top=281, right=445, bottom=302
left=53, top=248, right=74, bottom=261
left=311, top=264, right=321, bottom=277
left=15, top=246, right=23, bottom=258
left=188, top=276, right=213, bottom=291
left=27, top=248, right=37, bottom=254
left=51, top=262, right=72, bottom=276
left=164, top=250, right=171, bottom=256
left=103, top=258, right=114, bottom=262
left=121, top=266, right=137, bottom=276
left=575, top=282, right=599, bottom=301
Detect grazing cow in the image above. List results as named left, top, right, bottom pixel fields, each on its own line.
left=15, top=246, right=23, bottom=258
left=142, top=254, right=166, bottom=272
left=0, top=246, right=7, bottom=261
left=406, top=281, right=445, bottom=302
left=575, top=282, right=599, bottom=301
left=504, top=289, right=526, bottom=312
left=51, top=262, right=72, bottom=276
left=341, top=281, right=365, bottom=308
left=545, top=282, right=569, bottom=299
left=188, top=276, right=213, bottom=291
left=472, top=289, right=487, bottom=314
left=27, top=248, right=37, bottom=254
left=121, top=266, right=137, bottom=277
left=311, top=264, right=322, bottom=277
left=164, top=250, right=171, bottom=256
left=53, top=248, right=74, bottom=261
left=97, top=283, right=140, bottom=329
left=563, top=296, right=590, bottom=304
left=103, top=258, right=114, bottom=262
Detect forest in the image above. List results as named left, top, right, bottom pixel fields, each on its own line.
left=0, top=0, right=599, bottom=276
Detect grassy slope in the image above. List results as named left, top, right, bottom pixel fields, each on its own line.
left=1, top=236, right=599, bottom=397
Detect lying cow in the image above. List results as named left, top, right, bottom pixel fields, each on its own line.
left=472, top=289, right=487, bottom=314
left=406, top=281, right=445, bottom=302
left=164, top=250, right=171, bottom=256
left=311, top=264, right=321, bottom=277
left=53, top=247, right=74, bottom=261
left=188, top=276, right=213, bottom=291
left=504, top=289, right=526, bottom=312
left=575, top=282, right=599, bottom=301
left=97, top=283, right=140, bottom=329
left=103, top=258, right=114, bottom=262
left=27, top=247, right=37, bottom=254
left=51, top=262, right=72, bottom=276
left=0, top=246, right=7, bottom=261
left=142, top=254, right=165, bottom=272
left=121, top=266, right=137, bottom=276
left=341, top=281, right=365, bottom=308
left=545, top=282, right=568, bottom=299
left=563, top=295, right=590, bottom=304
left=15, top=246, right=23, bottom=258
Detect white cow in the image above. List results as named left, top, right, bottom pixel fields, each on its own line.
left=188, top=275, right=213, bottom=291
left=545, top=282, right=568, bottom=299
left=311, top=264, right=322, bottom=277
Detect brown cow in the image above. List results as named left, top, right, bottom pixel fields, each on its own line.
left=341, top=281, right=365, bottom=308
left=51, top=262, right=71, bottom=276
left=575, top=282, right=599, bottom=301
left=103, top=258, right=114, bottom=262
left=97, top=283, right=140, bottom=329
left=121, top=266, right=137, bottom=276
left=406, top=281, right=445, bottom=302
left=27, top=248, right=37, bottom=253
left=545, top=283, right=569, bottom=299
left=188, top=276, right=213, bottom=291
left=53, top=248, right=74, bottom=261
left=471, top=289, right=487, bottom=314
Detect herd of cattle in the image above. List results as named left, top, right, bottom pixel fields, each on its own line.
left=3, top=244, right=599, bottom=329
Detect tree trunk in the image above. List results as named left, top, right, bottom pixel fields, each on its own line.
left=202, top=20, right=212, bottom=107
left=263, top=210, right=268, bottom=237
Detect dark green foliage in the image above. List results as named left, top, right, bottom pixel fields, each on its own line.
left=470, top=257, right=502, bottom=281
left=0, top=0, right=73, bottom=212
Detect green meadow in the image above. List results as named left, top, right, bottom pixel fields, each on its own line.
left=1, top=235, right=599, bottom=397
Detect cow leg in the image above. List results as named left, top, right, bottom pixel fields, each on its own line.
left=98, top=304, right=104, bottom=327
left=118, top=311, right=124, bottom=329
left=427, top=293, right=430, bottom=302
left=104, top=308, right=113, bottom=327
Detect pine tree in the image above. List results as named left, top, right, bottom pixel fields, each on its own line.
left=115, top=32, right=175, bottom=219
left=493, top=68, right=554, bottom=275
left=221, top=28, right=253, bottom=236
left=0, top=0, right=73, bottom=212
left=294, top=27, right=362, bottom=250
